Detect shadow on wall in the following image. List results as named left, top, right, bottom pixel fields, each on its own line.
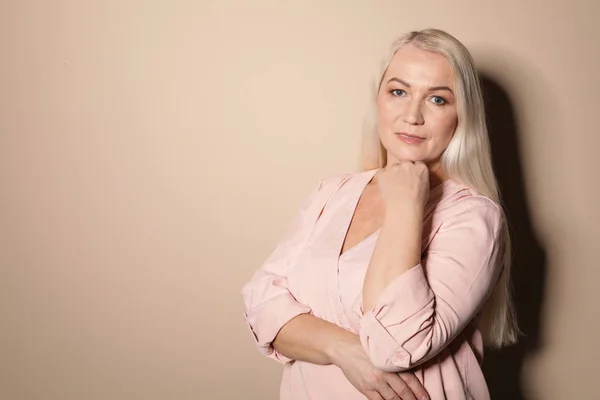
left=478, top=74, right=547, bottom=400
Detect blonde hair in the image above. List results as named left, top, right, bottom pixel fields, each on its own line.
left=361, top=29, right=519, bottom=348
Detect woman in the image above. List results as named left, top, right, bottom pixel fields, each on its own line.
left=242, top=29, right=519, bottom=400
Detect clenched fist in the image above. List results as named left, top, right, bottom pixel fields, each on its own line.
left=376, top=161, right=430, bottom=219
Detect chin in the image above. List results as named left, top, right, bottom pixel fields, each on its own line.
left=388, top=149, right=425, bottom=164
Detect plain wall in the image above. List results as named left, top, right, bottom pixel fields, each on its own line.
left=1, top=0, right=598, bottom=399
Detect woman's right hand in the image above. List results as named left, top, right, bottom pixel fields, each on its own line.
left=330, top=337, right=429, bottom=400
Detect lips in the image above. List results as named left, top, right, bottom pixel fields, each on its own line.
left=396, top=132, right=426, bottom=144
left=396, top=132, right=425, bottom=139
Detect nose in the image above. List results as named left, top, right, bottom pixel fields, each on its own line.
left=402, top=98, right=424, bottom=125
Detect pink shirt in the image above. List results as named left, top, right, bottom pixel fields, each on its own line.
left=242, top=168, right=503, bottom=400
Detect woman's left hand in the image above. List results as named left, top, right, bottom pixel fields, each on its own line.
left=331, top=335, right=430, bottom=400
left=376, top=161, right=430, bottom=218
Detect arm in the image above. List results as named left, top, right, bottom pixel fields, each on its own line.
left=362, top=200, right=424, bottom=312
left=356, top=199, right=503, bottom=372
left=242, top=176, right=340, bottom=363
left=241, top=173, right=375, bottom=365
left=272, top=313, right=358, bottom=365
left=274, top=314, right=431, bottom=400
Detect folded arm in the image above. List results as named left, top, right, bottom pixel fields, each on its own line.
left=241, top=175, right=368, bottom=366
left=272, top=313, right=359, bottom=364
left=356, top=198, right=504, bottom=372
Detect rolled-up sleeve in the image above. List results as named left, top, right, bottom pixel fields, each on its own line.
left=354, top=199, right=504, bottom=372
left=241, top=178, right=330, bottom=364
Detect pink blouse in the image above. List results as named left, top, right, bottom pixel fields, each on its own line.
left=242, top=168, right=503, bottom=400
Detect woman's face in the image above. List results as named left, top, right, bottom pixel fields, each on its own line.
left=377, top=44, right=458, bottom=169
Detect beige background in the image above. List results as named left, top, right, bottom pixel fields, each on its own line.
left=1, top=0, right=599, bottom=399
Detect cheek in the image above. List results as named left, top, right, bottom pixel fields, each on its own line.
left=376, top=98, right=398, bottom=127
left=431, top=113, right=458, bottom=144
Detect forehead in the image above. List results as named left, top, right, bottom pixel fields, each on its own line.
left=383, top=44, right=454, bottom=87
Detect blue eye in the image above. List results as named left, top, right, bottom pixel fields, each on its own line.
left=390, top=89, right=406, bottom=97
left=430, top=96, right=446, bottom=105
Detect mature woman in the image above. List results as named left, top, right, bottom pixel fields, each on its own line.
left=242, top=29, right=519, bottom=400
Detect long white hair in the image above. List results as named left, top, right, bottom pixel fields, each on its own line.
left=361, top=29, right=519, bottom=348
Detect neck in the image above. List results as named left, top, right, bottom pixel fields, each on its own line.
left=428, top=165, right=449, bottom=189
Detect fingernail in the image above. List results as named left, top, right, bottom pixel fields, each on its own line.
left=421, top=397, right=429, bottom=400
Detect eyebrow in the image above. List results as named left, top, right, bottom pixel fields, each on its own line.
left=386, top=77, right=454, bottom=95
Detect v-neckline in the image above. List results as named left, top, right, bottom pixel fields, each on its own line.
left=335, top=168, right=455, bottom=260
left=339, top=228, right=380, bottom=259
left=337, top=168, right=381, bottom=260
